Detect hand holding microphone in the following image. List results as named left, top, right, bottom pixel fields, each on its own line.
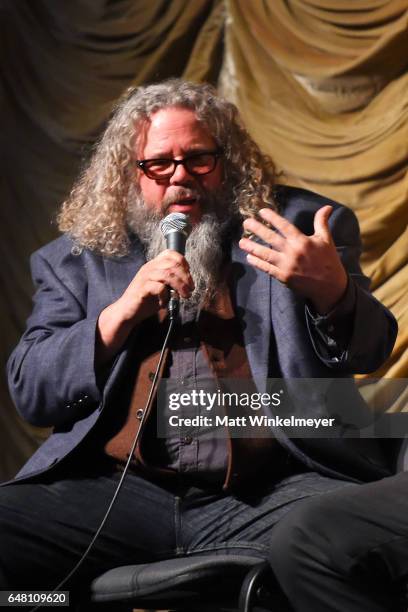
left=96, top=212, right=193, bottom=363
left=159, top=212, right=192, bottom=319
left=115, top=212, right=193, bottom=324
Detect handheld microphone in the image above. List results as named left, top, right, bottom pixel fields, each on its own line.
left=159, top=212, right=191, bottom=320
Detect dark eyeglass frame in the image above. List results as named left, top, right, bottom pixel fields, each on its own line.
left=136, top=148, right=223, bottom=180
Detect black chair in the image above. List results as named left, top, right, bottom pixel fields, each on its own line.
left=80, top=554, right=285, bottom=612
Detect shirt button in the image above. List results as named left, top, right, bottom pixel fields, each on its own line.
left=182, top=435, right=193, bottom=445
left=148, top=371, right=155, bottom=381
left=136, top=409, right=144, bottom=420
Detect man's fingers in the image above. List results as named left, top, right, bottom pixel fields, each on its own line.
left=242, top=218, right=285, bottom=250
left=313, top=205, right=333, bottom=242
left=239, top=237, right=281, bottom=265
left=258, top=208, right=302, bottom=239
left=246, top=253, right=286, bottom=283
left=156, top=249, right=190, bottom=270
left=149, top=268, right=193, bottom=297
left=157, top=284, right=170, bottom=308
left=146, top=251, right=193, bottom=290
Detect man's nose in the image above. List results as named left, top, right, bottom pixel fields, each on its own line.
left=169, top=162, right=194, bottom=185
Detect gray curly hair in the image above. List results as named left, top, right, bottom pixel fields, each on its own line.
left=58, top=79, right=277, bottom=257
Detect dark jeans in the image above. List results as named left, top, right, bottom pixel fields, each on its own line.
left=0, top=462, right=348, bottom=598
left=269, top=472, right=408, bottom=612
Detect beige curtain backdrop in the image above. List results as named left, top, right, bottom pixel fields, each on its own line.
left=1, top=0, right=406, bottom=480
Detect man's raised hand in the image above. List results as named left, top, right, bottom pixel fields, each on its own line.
left=239, top=205, right=348, bottom=314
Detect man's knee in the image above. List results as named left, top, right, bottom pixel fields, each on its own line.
left=0, top=485, right=55, bottom=589
left=268, top=490, right=357, bottom=578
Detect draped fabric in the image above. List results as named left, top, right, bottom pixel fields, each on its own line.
left=1, top=0, right=406, bottom=479
left=220, top=0, right=408, bottom=380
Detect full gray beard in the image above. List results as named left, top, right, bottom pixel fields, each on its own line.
left=127, top=188, right=240, bottom=314
left=146, top=216, right=225, bottom=314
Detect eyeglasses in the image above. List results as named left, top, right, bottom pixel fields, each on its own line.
left=136, top=149, right=223, bottom=180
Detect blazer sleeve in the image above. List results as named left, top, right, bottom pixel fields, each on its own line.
left=7, top=247, right=104, bottom=428
left=304, top=203, right=398, bottom=373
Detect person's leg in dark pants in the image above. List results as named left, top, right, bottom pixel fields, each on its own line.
left=0, top=469, right=177, bottom=591
left=268, top=472, right=408, bottom=612
left=180, top=472, right=352, bottom=611
left=181, top=472, right=350, bottom=558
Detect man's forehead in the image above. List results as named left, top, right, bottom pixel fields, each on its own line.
left=136, top=107, right=214, bottom=156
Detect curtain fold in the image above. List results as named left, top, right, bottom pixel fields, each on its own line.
left=221, top=0, right=407, bottom=384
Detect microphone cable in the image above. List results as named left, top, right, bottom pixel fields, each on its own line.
left=29, top=316, right=176, bottom=612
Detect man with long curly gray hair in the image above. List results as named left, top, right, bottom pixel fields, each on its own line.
left=58, top=80, right=277, bottom=314
left=2, top=79, right=397, bottom=607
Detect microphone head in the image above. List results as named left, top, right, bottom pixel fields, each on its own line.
left=159, top=212, right=191, bottom=239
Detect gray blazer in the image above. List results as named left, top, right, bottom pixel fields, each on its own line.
left=6, top=186, right=398, bottom=484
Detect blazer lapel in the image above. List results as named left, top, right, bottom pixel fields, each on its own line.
left=271, top=275, right=327, bottom=378
left=230, top=243, right=271, bottom=392
left=230, top=242, right=316, bottom=381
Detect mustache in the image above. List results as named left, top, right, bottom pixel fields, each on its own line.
left=161, top=188, right=202, bottom=212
